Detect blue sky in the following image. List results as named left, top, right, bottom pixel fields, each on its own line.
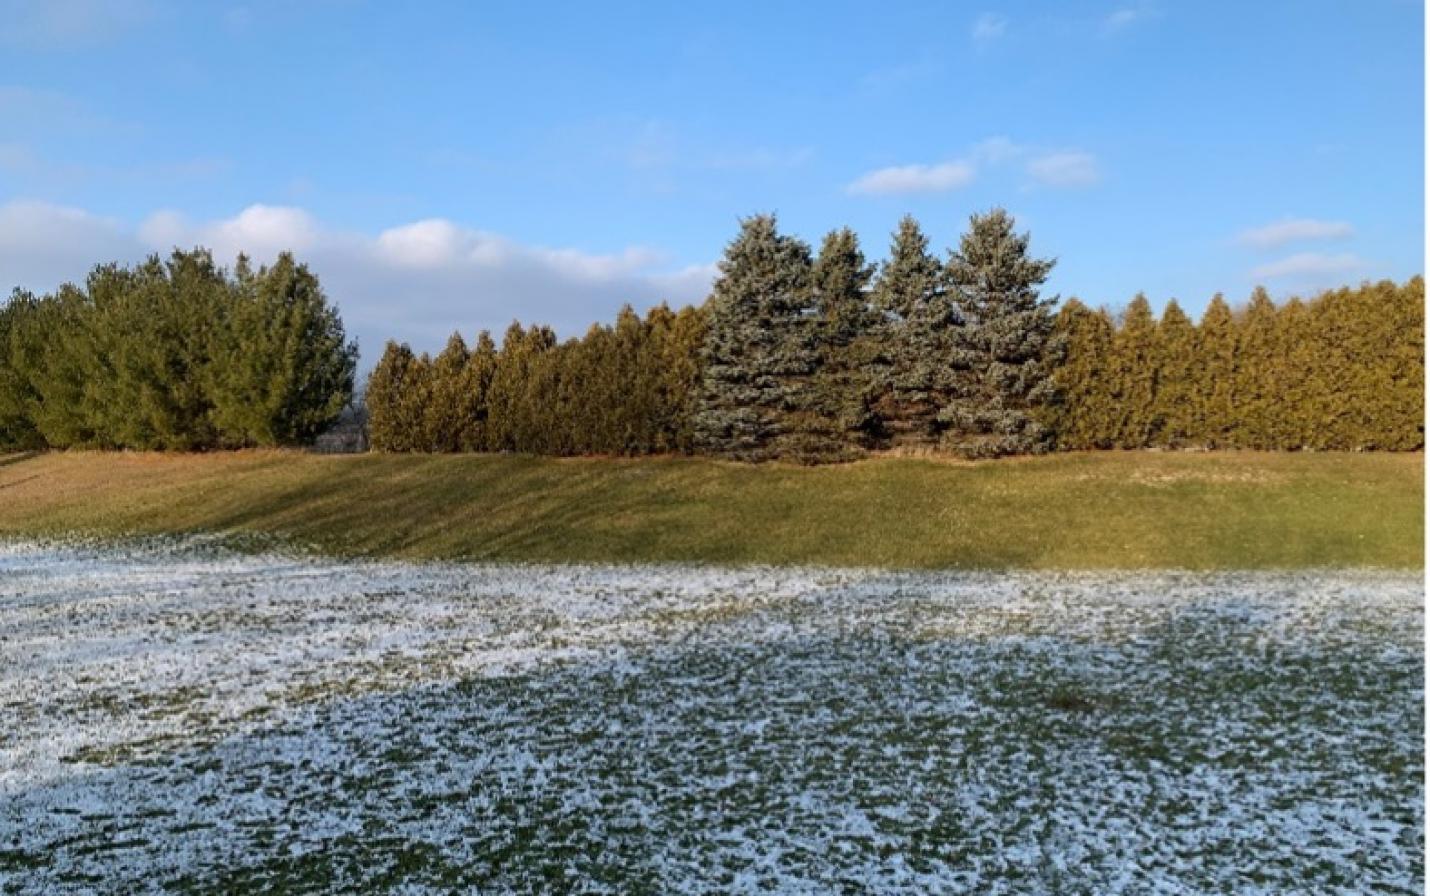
left=1, top=0, right=1422, bottom=363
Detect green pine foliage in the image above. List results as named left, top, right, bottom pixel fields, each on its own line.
left=0, top=248, right=354, bottom=451
left=808, top=227, right=879, bottom=459
left=206, top=253, right=357, bottom=448
left=0, top=290, right=45, bottom=450
left=944, top=208, right=1060, bottom=457
left=869, top=215, right=960, bottom=448
left=693, top=215, right=821, bottom=461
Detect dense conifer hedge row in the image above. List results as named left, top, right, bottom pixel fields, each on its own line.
left=371, top=210, right=1069, bottom=460
left=0, top=249, right=357, bottom=450
left=364, top=305, right=706, bottom=455
left=368, top=209, right=1422, bottom=460
left=1, top=215, right=1421, bottom=458
left=1051, top=279, right=1424, bottom=451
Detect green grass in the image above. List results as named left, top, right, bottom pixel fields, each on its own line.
left=0, top=449, right=1420, bottom=568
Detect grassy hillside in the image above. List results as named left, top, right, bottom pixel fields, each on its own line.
left=0, top=450, right=1420, bottom=568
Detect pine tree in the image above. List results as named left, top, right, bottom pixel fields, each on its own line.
left=207, top=252, right=357, bottom=448
left=0, top=291, right=45, bottom=449
left=809, top=227, right=878, bottom=457
left=25, top=284, right=102, bottom=447
left=869, top=215, right=960, bottom=447
left=1153, top=300, right=1198, bottom=447
left=944, top=208, right=1059, bottom=457
left=693, top=215, right=819, bottom=461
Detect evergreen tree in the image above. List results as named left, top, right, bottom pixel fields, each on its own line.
left=869, top=215, right=960, bottom=447
left=487, top=323, right=557, bottom=452
left=1270, top=297, right=1317, bottom=449
left=423, top=332, right=471, bottom=452
left=1195, top=295, right=1237, bottom=447
left=23, top=284, right=101, bottom=447
left=1109, top=295, right=1159, bottom=448
left=207, top=252, right=357, bottom=447
left=1048, top=299, right=1116, bottom=449
left=367, top=341, right=411, bottom=451
left=809, top=227, right=878, bottom=456
left=1233, top=287, right=1280, bottom=449
left=0, top=291, right=44, bottom=449
left=693, top=215, right=819, bottom=461
left=1379, top=277, right=1425, bottom=450
left=1153, top=300, right=1198, bottom=447
left=457, top=331, right=499, bottom=452
left=82, top=253, right=226, bottom=449
left=944, top=208, right=1059, bottom=457
left=655, top=303, right=708, bottom=453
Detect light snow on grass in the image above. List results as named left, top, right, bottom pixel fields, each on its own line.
left=0, top=539, right=1422, bottom=893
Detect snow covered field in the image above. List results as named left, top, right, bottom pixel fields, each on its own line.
left=0, top=540, right=1422, bottom=894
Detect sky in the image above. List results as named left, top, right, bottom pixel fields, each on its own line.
left=0, top=0, right=1423, bottom=366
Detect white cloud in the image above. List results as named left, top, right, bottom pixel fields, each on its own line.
left=376, top=219, right=466, bottom=268
left=972, top=13, right=1008, bottom=42
left=0, top=200, right=137, bottom=293
left=1026, top=151, right=1100, bottom=188
left=1236, top=217, right=1354, bottom=250
left=849, top=140, right=1100, bottom=196
left=142, top=204, right=320, bottom=261
left=1251, top=252, right=1363, bottom=280
left=847, top=161, right=975, bottom=196
left=0, top=200, right=714, bottom=369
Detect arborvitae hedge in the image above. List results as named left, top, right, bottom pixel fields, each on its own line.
left=0, top=249, right=357, bottom=450
left=1049, top=277, right=1424, bottom=451
left=369, top=303, right=706, bottom=456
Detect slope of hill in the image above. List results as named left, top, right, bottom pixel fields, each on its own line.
left=0, top=450, right=1419, bottom=569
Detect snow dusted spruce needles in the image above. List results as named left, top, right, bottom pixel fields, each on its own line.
left=0, top=539, right=1422, bottom=894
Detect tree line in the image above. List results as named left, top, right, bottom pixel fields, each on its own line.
left=365, top=304, right=706, bottom=455
left=370, top=209, right=1066, bottom=460
left=0, top=214, right=1421, bottom=458
left=366, top=210, right=1423, bottom=459
left=1052, top=278, right=1423, bottom=451
left=0, top=249, right=357, bottom=450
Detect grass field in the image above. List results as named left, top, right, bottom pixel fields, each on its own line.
left=1, top=541, right=1421, bottom=893
left=0, top=450, right=1421, bottom=568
